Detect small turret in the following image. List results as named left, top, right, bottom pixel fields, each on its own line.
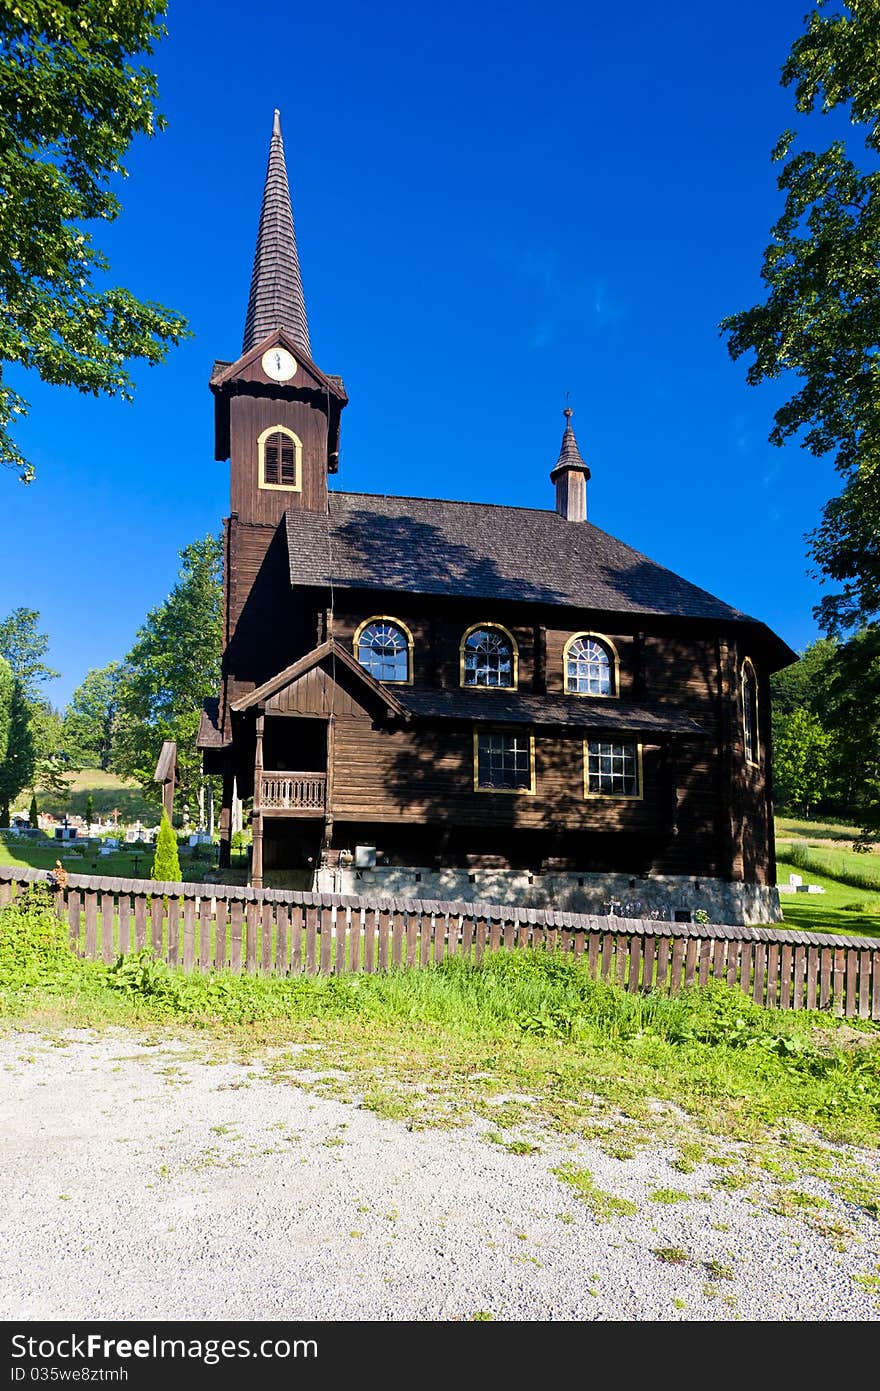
left=550, top=406, right=590, bottom=522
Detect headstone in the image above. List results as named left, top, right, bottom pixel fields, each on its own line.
left=788, top=873, right=803, bottom=887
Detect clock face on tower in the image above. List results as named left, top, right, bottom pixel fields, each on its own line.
left=261, top=346, right=297, bottom=382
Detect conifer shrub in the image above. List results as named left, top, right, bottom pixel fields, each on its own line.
left=151, top=810, right=181, bottom=885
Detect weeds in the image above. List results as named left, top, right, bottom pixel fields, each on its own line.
left=552, top=1164, right=639, bottom=1219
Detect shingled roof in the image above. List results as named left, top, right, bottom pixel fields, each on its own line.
left=285, top=491, right=789, bottom=645
left=242, top=111, right=311, bottom=357
left=396, top=688, right=704, bottom=736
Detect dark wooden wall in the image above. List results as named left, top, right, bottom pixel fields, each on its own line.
left=228, top=390, right=330, bottom=523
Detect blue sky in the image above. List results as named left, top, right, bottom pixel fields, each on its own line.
left=1, top=0, right=838, bottom=707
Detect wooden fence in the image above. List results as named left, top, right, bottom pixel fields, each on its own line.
left=2, top=864, right=880, bottom=1020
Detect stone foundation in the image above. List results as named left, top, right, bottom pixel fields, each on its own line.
left=313, top=865, right=782, bottom=927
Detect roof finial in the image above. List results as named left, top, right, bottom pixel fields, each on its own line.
left=242, top=110, right=311, bottom=357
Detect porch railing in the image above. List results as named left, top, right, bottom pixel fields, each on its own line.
left=257, top=771, right=326, bottom=812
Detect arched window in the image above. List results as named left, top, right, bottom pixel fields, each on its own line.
left=564, top=634, right=617, bottom=696
left=461, top=625, right=517, bottom=688
left=258, top=424, right=302, bottom=491
left=742, top=659, right=759, bottom=765
left=354, top=618, right=412, bottom=683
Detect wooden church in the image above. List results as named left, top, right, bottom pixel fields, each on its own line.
left=198, top=112, right=796, bottom=924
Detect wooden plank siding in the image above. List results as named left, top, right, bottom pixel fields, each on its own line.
left=228, top=390, right=332, bottom=524
left=218, top=575, right=775, bottom=889
left=2, top=866, right=878, bottom=1020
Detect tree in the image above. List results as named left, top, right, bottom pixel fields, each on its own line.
left=0, top=608, right=58, bottom=703
left=0, top=655, right=12, bottom=767
left=63, top=663, right=121, bottom=770
left=0, top=0, right=188, bottom=483
left=773, top=708, right=833, bottom=817
left=150, top=809, right=180, bottom=884
left=769, top=635, right=837, bottom=741
left=823, top=625, right=880, bottom=838
left=85, top=791, right=94, bottom=830
left=28, top=703, right=72, bottom=796
left=720, top=1, right=880, bottom=633
left=28, top=791, right=38, bottom=827
left=0, top=677, right=36, bottom=824
left=114, top=536, right=222, bottom=813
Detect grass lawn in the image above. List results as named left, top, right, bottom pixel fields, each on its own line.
left=775, top=815, right=865, bottom=845
left=28, top=768, right=161, bottom=825
left=776, top=858, right=880, bottom=938
left=776, top=840, right=880, bottom=891
left=0, top=832, right=221, bottom=884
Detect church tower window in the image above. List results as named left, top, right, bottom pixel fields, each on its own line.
left=258, top=425, right=302, bottom=492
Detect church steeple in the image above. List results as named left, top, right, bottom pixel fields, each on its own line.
left=242, top=110, right=311, bottom=357
left=550, top=406, right=591, bottom=522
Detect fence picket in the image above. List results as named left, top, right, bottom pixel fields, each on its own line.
left=793, top=945, right=806, bottom=1011
left=406, top=911, right=418, bottom=968
left=118, top=895, right=131, bottom=957
left=698, top=938, right=712, bottom=988
left=766, top=944, right=779, bottom=1009
left=434, top=912, right=447, bottom=964
left=641, top=934, right=656, bottom=992
left=197, top=899, right=211, bottom=970
left=780, top=945, right=792, bottom=1010
left=335, top=907, right=347, bottom=976
left=183, top=899, right=196, bottom=972
left=230, top=900, right=243, bottom=974
left=363, top=906, right=376, bottom=974
left=100, top=892, right=115, bottom=963
left=670, top=938, right=686, bottom=994
left=134, top=895, right=147, bottom=951
left=262, top=903, right=274, bottom=974
left=84, top=891, right=98, bottom=959
left=275, top=904, right=288, bottom=975
left=215, top=900, right=228, bottom=972
left=245, top=902, right=259, bottom=974
left=68, top=891, right=81, bottom=954
left=290, top=904, right=303, bottom=974
left=377, top=908, right=390, bottom=972
left=150, top=897, right=163, bottom=958
left=391, top=910, right=405, bottom=968
left=304, top=905, right=318, bottom=975
left=348, top=907, right=360, bottom=975
left=167, top=898, right=180, bottom=968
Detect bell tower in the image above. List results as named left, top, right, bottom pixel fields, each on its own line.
left=210, top=111, right=347, bottom=526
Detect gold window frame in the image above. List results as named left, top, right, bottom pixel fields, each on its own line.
left=473, top=727, right=536, bottom=795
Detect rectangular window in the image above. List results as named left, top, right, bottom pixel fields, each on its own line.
left=585, top=740, right=641, bottom=798
left=475, top=731, right=534, bottom=793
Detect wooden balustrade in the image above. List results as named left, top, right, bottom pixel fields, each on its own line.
left=257, top=771, right=326, bottom=812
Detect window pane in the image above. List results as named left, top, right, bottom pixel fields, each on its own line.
left=464, top=629, right=514, bottom=687
left=743, top=668, right=758, bottom=763
left=476, top=732, right=531, bottom=790
left=566, top=637, right=611, bottom=694
left=586, top=740, right=638, bottom=796
left=357, top=622, right=409, bottom=682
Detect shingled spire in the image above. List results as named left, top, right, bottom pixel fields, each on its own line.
left=242, top=110, right=311, bottom=357
left=550, top=406, right=591, bottom=522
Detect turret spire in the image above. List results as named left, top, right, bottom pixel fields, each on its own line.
left=242, top=110, right=311, bottom=357
left=550, top=406, right=591, bottom=521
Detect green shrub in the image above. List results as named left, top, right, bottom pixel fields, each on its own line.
left=151, top=810, right=181, bottom=884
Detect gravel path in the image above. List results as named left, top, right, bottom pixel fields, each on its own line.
left=1, top=1026, right=879, bottom=1322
